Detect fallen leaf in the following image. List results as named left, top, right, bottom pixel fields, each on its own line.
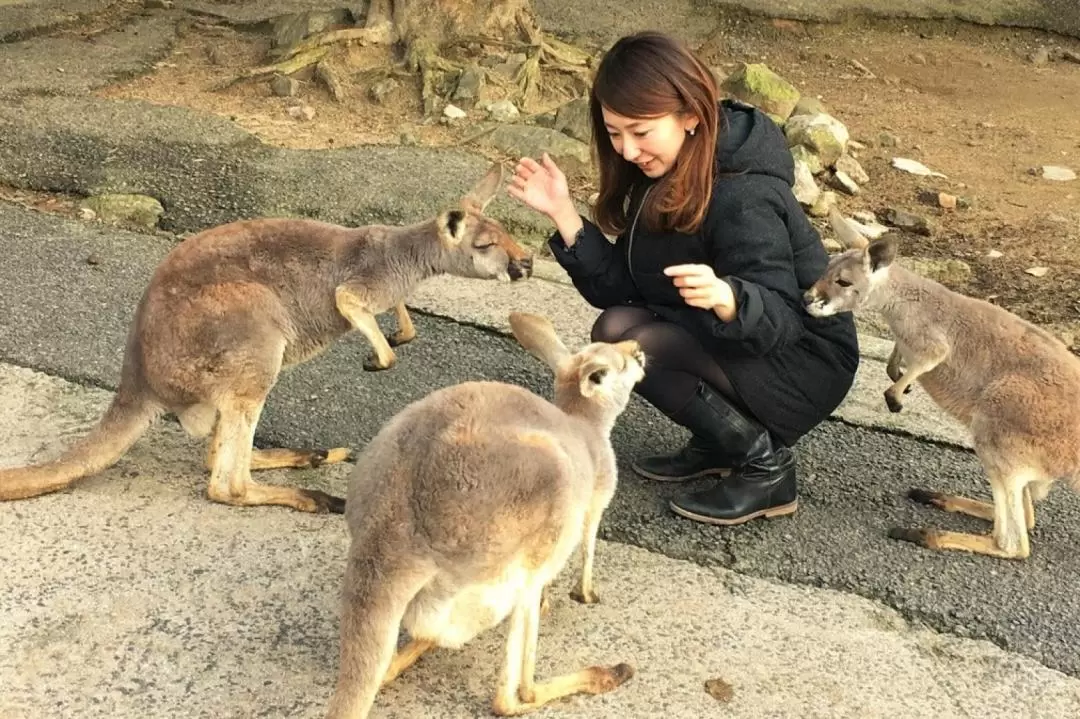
left=987, top=249, right=1003, bottom=258
left=1025, top=266, right=1050, bottom=277
left=705, top=677, right=735, bottom=703
left=891, top=157, right=948, bottom=178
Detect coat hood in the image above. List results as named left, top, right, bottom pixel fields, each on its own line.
left=715, top=100, right=795, bottom=185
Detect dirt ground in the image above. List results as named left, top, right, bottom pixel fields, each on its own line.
left=23, top=8, right=1080, bottom=344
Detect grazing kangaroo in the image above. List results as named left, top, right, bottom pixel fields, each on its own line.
left=326, top=312, right=643, bottom=718
left=0, top=163, right=533, bottom=514
left=803, top=215, right=1080, bottom=559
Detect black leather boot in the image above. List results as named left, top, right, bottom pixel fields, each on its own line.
left=669, top=442, right=798, bottom=526
left=632, top=381, right=754, bottom=482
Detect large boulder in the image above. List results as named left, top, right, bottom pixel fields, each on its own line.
left=721, top=63, right=801, bottom=121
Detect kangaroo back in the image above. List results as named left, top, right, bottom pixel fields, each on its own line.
left=326, top=313, right=644, bottom=717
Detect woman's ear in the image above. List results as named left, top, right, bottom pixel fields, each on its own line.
left=684, top=117, right=699, bottom=136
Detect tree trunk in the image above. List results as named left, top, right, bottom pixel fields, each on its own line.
left=368, top=0, right=534, bottom=47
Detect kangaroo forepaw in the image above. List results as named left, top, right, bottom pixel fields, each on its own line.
left=305, top=490, right=346, bottom=514
left=569, top=587, right=600, bottom=605
left=363, top=353, right=396, bottom=372
left=907, top=488, right=945, bottom=508
left=388, top=331, right=415, bottom=347
left=884, top=391, right=904, bottom=413
left=888, top=526, right=932, bottom=547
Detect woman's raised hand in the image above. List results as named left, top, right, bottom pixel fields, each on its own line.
left=508, top=153, right=572, bottom=220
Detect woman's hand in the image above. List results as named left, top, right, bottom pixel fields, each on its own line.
left=508, top=152, right=583, bottom=244
left=508, top=153, right=574, bottom=220
left=664, top=264, right=737, bottom=322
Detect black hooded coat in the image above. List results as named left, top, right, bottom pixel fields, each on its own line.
left=549, top=100, right=859, bottom=446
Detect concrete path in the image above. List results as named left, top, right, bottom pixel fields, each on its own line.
left=3, top=364, right=1079, bottom=719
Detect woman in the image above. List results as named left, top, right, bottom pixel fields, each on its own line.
left=508, top=31, right=859, bottom=526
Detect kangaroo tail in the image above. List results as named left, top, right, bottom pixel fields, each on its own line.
left=0, top=383, right=161, bottom=501
left=326, top=552, right=435, bottom=719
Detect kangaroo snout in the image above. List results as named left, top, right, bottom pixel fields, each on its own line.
left=508, top=255, right=534, bottom=281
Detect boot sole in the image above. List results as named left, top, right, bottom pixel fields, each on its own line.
left=632, top=464, right=732, bottom=482
left=669, top=500, right=798, bottom=526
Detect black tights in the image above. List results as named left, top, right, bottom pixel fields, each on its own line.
left=591, top=306, right=746, bottom=416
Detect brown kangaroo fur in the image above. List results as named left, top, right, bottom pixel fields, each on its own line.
left=326, top=312, right=644, bottom=718
left=0, top=163, right=533, bottom=514
left=803, top=214, right=1080, bottom=559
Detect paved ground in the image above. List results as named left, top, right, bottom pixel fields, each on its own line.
left=3, top=2, right=1080, bottom=717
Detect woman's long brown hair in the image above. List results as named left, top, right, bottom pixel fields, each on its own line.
left=590, top=31, right=721, bottom=236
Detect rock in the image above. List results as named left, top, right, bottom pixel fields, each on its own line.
left=807, top=190, right=837, bottom=218
left=1035, top=165, right=1077, bottom=181
left=484, top=124, right=591, bottom=173
left=287, top=104, right=316, bottom=121
left=451, top=64, right=485, bottom=108
left=852, top=210, right=877, bottom=224
left=205, top=45, right=224, bottom=66
left=443, top=104, right=467, bottom=120
left=487, top=100, right=519, bottom=123
left=271, top=10, right=354, bottom=53
left=369, top=78, right=399, bottom=104
left=828, top=170, right=861, bottom=196
left=821, top=236, right=843, bottom=253
left=881, top=208, right=932, bottom=236
left=399, top=131, right=419, bottom=146
left=877, top=131, right=900, bottom=148
left=785, top=113, right=849, bottom=167
left=1064, top=50, right=1080, bottom=64
left=553, top=97, right=592, bottom=144
left=904, top=257, right=972, bottom=285
left=493, top=53, right=527, bottom=79
left=1029, top=47, right=1052, bottom=66
left=79, top=193, right=164, bottom=231
left=790, top=145, right=823, bottom=175
left=910, top=52, right=928, bottom=65
left=792, top=160, right=821, bottom=206
left=144, top=0, right=173, bottom=8
left=1025, top=266, right=1050, bottom=277
left=918, top=190, right=959, bottom=209
left=834, top=154, right=869, bottom=184
left=269, top=74, right=298, bottom=98
left=78, top=207, right=97, bottom=221
left=85, top=253, right=102, bottom=266
left=721, top=63, right=801, bottom=121
left=791, top=96, right=828, bottom=118
left=987, top=249, right=1004, bottom=259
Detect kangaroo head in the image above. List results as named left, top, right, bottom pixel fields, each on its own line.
left=804, top=236, right=898, bottom=317
left=509, top=312, right=645, bottom=422
left=437, top=163, right=534, bottom=282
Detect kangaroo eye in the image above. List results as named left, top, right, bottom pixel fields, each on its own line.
left=837, top=279, right=853, bottom=288
left=473, top=242, right=495, bottom=250
left=589, top=369, right=608, bottom=384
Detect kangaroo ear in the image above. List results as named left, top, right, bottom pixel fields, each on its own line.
left=827, top=206, right=870, bottom=250
left=461, top=162, right=504, bottom=214
left=867, top=236, right=897, bottom=271
left=437, top=209, right=467, bottom=246
left=509, top=312, right=570, bottom=371
left=577, top=359, right=609, bottom=398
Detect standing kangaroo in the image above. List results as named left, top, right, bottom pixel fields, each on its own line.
left=326, top=312, right=643, bottom=718
left=0, top=163, right=533, bottom=514
left=803, top=212, right=1080, bottom=559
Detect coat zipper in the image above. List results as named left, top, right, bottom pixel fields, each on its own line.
left=626, top=185, right=653, bottom=291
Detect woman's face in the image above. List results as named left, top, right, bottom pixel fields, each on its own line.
left=601, top=106, right=699, bottom=178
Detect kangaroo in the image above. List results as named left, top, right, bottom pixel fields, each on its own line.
left=802, top=214, right=1080, bottom=559
left=326, top=311, right=643, bottom=718
left=0, top=163, right=533, bottom=514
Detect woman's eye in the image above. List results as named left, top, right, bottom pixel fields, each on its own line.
left=634, top=130, right=650, bottom=137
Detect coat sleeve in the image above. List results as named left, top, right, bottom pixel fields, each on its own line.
left=651, top=188, right=806, bottom=358
left=548, top=218, right=643, bottom=309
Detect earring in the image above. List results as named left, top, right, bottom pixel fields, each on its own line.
left=687, top=127, right=696, bottom=136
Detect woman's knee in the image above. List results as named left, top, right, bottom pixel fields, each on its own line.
left=590, top=306, right=654, bottom=343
